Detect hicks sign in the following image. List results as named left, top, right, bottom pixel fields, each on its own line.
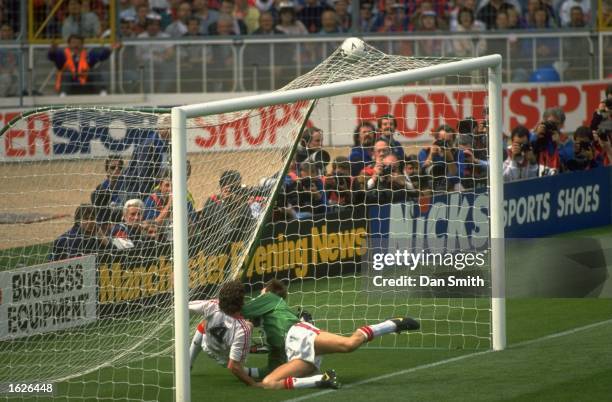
left=371, top=167, right=612, bottom=244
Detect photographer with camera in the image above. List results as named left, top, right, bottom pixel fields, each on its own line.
left=565, top=126, right=601, bottom=171
left=418, top=125, right=460, bottom=192
left=503, top=125, right=538, bottom=182
left=593, top=120, right=612, bottom=167
left=457, top=133, right=489, bottom=189
left=377, top=114, right=405, bottom=160
left=365, top=153, right=416, bottom=204
left=349, top=122, right=376, bottom=177
left=534, top=107, right=574, bottom=168
left=456, top=118, right=489, bottom=190
left=295, top=126, right=330, bottom=177
left=532, top=120, right=564, bottom=176
left=360, top=139, right=390, bottom=186
left=324, top=156, right=360, bottom=207
left=289, top=176, right=327, bottom=219
left=403, top=154, right=420, bottom=190
left=590, top=85, right=612, bottom=132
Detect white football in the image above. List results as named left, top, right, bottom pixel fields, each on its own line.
left=340, top=37, right=366, bottom=60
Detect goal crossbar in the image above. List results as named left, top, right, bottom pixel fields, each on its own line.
left=180, top=54, right=502, bottom=118
left=171, top=54, right=504, bottom=402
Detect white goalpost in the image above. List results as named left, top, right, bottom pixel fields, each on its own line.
left=171, top=39, right=505, bottom=401
left=0, top=38, right=505, bottom=401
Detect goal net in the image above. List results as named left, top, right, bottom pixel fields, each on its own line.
left=0, top=39, right=503, bottom=400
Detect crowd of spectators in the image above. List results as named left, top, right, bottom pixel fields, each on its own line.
left=48, top=85, right=612, bottom=261
left=49, top=114, right=179, bottom=260
left=7, top=0, right=595, bottom=43
left=503, top=88, right=612, bottom=180
left=272, top=84, right=612, bottom=222
left=0, top=0, right=603, bottom=96
left=111, top=0, right=593, bottom=37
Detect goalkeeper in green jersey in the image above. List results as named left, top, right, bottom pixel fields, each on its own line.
left=241, top=279, right=301, bottom=379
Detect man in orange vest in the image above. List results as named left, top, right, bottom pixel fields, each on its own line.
left=48, top=34, right=120, bottom=95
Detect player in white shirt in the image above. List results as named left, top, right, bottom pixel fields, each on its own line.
left=188, top=281, right=256, bottom=386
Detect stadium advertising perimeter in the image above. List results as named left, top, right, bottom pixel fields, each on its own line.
left=96, top=207, right=367, bottom=312
left=3, top=168, right=611, bottom=329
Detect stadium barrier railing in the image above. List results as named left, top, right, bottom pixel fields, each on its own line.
left=0, top=30, right=610, bottom=106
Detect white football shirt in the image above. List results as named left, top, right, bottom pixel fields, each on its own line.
left=188, top=299, right=251, bottom=365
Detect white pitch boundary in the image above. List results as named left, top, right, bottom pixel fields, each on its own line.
left=284, top=318, right=612, bottom=402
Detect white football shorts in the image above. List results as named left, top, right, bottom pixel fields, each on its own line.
left=285, top=322, right=323, bottom=370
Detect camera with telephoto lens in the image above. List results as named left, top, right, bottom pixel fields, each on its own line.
left=542, top=120, right=558, bottom=134
left=433, top=139, right=450, bottom=148
left=598, top=122, right=611, bottom=142
left=382, top=164, right=393, bottom=177
left=567, top=141, right=593, bottom=171
left=520, top=143, right=531, bottom=153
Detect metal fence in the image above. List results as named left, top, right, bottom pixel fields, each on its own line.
left=0, top=31, right=610, bottom=105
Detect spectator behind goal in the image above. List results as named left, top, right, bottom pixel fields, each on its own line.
left=91, top=155, right=127, bottom=212
left=503, top=125, right=538, bottom=182
left=349, top=122, right=376, bottom=177
left=122, top=114, right=171, bottom=200
left=111, top=198, right=158, bottom=250
left=195, top=170, right=256, bottom=254
left=49, top=204, right=114, bottom=261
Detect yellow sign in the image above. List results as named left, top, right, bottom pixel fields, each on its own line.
left=98, top=224, right=367, bottom=304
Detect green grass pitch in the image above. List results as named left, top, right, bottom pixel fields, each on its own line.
left=2, top=226, right=612, bottom=401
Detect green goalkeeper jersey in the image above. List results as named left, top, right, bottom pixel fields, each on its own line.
left=242, top=292, right=299, bottom=349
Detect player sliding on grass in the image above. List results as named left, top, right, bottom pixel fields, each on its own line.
left=241, top=279, right=301, bottom=378
left=190, top=279, right=303, bottom=379
left=257, top=293, right=420, bottom=390
left=190, top=280, right=420, bottom=390
left=188, top=281, right=258, bottom=386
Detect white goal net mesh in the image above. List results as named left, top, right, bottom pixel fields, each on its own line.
left=0, top=40, right=492, bottom=400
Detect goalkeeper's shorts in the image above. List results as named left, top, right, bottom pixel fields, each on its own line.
left=285, top=322, right=322, bottom=370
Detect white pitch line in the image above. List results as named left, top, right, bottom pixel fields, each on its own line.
left=284, top=318, right=612, bottom=402
left=508, top=318, right=612, bottom=349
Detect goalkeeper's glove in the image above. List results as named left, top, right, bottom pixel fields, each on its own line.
left=297, top=308, right=314, bottom=324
